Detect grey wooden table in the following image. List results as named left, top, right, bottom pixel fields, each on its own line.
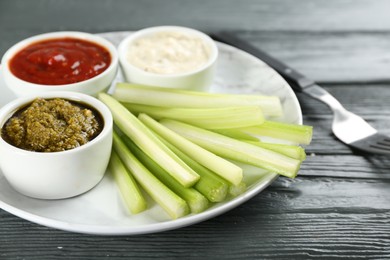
left=1, top=0, right=390, bottom=259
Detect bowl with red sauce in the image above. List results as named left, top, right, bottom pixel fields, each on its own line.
left=1, top=31, right=118, bottom=97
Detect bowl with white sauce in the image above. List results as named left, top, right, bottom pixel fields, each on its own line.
left=118, top=26, right=218, bottom=91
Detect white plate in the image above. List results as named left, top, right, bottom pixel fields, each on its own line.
left=0, top=31, right=302, bottom=235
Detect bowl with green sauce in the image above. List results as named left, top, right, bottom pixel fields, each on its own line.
left=0, top=91, right=113, bottom=199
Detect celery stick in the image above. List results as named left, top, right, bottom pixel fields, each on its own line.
left=229, top=182, right=247, bottom=197
left=119, top=131, right=209, bottom=213
left=123, top=103, right=264, bottom=129
left=108, top=150, right=147, bottom=214
left=239, top=121, right=313, bottom=145
left=161, top=120, right=302, bottom=178
left=138, top=113, right=243, bottom=185
left=212, top=129, right=259, bottom=141
left=113, top=132, right=189, bottom=219
left=160, top=137, right=229, bottom=202
left=113, top=82, right=282, bottom=117
left=246, top=141, right=306, bottom=160
left=98, top=93, right=199, bottom=187
left=226, top=94, right=282, bottom=118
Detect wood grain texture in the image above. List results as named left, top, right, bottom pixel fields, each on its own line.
left=239, top=31, right=390, bottom=83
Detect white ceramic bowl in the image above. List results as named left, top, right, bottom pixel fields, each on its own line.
left=1, top=31, right=118, bottom=97
left=0, top=91, right=113, bottom=199
left=118, top=26, right=218, bottom=91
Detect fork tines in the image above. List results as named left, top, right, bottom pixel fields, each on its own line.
left=350, top=134, right=390, bottom=154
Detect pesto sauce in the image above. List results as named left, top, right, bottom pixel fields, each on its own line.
left=1, top=98, right=103, bottom=152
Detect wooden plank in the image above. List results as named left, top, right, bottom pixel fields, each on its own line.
left=300, top=154, right=390, bottom=179
left=237, top=31, right=390, bottom=83
left=1, top=177, right=389, bottom=259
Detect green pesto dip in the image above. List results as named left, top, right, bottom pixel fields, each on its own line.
left=1, top=98, right=103, bottom=152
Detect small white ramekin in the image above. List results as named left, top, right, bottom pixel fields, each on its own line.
left=118, top=26, right=218, bottom=91
left=0, top=91, right=113, bottom=199
left=1, top=31, right=118, bottom=97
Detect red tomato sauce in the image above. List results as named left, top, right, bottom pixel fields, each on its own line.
left=9, top=37, right=111, bottom=85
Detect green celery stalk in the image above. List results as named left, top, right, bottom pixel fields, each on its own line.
left=229, top=182, right=247, bottom=198
left=113, top=82, right=282, bottom=117
left=211, top=129, right=259, bottom=141
left=108, top=150, right=147, bottom=214
left=123, top=103, right=264, bottom=129
left=119, top=131, right=209, bottom=213
left=246, top=141, right=306, bottom=160
left=138, top=113, right=243, bottom=185
left=150, top=127, right=230, bottom=202
left=113, top=132, right=189, bottom=219
left=160, top=120, right=302, bottom=178
left=162, top=138, right=230, bottom=202
left=98, top=93, right=199, bottom=188
left=239, top=121, right=313, bottom=145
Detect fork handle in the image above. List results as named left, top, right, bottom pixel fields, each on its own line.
left=303, top=85, right=345, bottom=112
left=211, top=32, right=316, bottom=92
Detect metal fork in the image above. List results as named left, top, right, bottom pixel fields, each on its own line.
left=212, top=32, right=390, bottom=155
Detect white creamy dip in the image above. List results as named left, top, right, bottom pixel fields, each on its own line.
left=126, top=31, right=211, bottom=75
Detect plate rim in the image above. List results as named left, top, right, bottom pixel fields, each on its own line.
left=0, top=173, right=278, bottom=235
